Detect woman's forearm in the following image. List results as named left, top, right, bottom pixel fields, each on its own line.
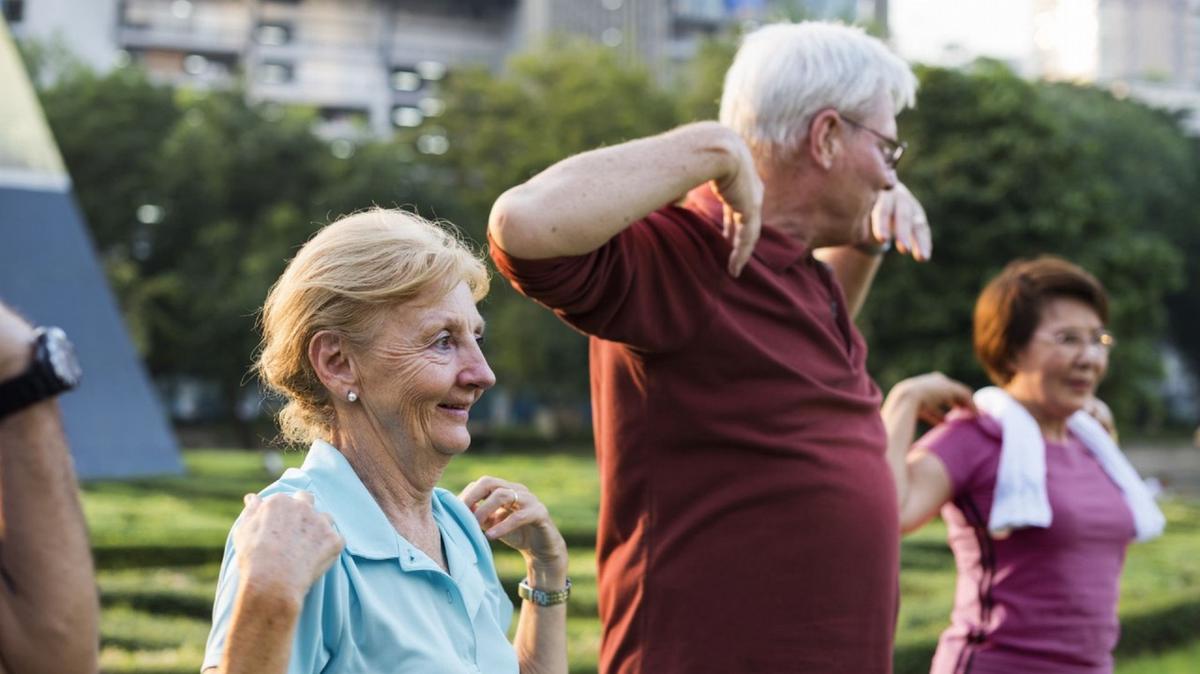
left=881, top=375, right=960, bottom=533
left=217, top=579, right=304, bottom=674
left=881, top=386, right=921, bottom=520
left=512, top=559, right=569, bottom=674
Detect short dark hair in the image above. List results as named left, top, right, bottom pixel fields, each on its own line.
left=973, top=256, right=1109, bottom=386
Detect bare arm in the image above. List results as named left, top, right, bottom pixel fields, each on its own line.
left=216, top=581, right=303, bottom=674
left=881, top=373, right=974, bottom=533
left=489, top=121, right=763, bottom=277
left=814, top=181, right=931, bottom=318
left=207, top=492, right=343, bottom=674
left=0, top=305, right=98, bottom=674
left=511, top=556, right=568, bottom=674
left=815, top=246, right=885, bottom=319
left=461, top=478, right=568, bottom=674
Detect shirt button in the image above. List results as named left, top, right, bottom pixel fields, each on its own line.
left=445, top=589, right=453, bottom=604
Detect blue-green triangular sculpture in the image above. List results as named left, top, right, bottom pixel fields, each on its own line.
left=0, top=18, right=182, bottom=479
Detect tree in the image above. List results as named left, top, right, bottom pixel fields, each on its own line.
left=1039, top=83, right=1200, bottom=426
left=30, top=41, right=1197, bottom=434
left=34, top=65, right=182, bottom=353
left=676, top=36, right=737, bottom=124
left=435, top=40, right=680, bottom=400
left=860, top=62, right=1186, bottom=426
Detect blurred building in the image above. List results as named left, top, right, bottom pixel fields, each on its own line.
left=6, top=0, right=884, bottom=137
left=1097, top=0, right=1200, bottom=85
left=890, top=0, right=1200, bottom=132
left=1095, top=0, right=1200, bottom=133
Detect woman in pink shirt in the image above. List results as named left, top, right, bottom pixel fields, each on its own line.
left=882, top=256, right=1157, bottom=674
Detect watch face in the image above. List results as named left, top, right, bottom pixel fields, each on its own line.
left=44, top=327, right=83, bottom=387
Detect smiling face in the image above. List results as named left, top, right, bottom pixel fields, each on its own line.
left=353, top=281, right=495, bottom=457
left=1005, top=297, right=1110, bottom=423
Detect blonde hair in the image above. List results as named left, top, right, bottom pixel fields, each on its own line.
left=719, top=21, right=917, bottom=163
left=256, top=208, right=489, bottom=445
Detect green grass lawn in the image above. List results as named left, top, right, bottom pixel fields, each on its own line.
left=84, top=449, right=1200, bottom=674
left=1115, top=639, right=1200, bottom=674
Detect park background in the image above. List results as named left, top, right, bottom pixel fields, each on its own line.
left=4, top=0, right=1200, bottom=672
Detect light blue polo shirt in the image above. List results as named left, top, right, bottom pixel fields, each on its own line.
left=202, top=440, right=518, bottom=674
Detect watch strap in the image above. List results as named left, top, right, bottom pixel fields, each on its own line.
left=0, top=332, right=73, bottom=419
left=853, top=238, right=892, bottom=256
left=517, top=577, right=571, bottom=606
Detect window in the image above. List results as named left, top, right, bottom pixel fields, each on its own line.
left=183, top=54, right=209, bottom=76
left=418, top=97, right=445, bottom=117
left=258, top=62, right=294, bottom=84
left=392, top=105, right=423, bottom=128
left=3, top=0, right=26, bottom=23
left=415, top=60, right=446, bottom=81
left=256, top=23, right=292, bottom=46
left=391, top=68, right=422, bottom=92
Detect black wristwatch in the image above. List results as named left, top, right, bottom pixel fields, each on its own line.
left=0, top=327, right=82, bottom=420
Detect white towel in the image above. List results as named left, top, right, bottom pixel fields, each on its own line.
left=973, top=386, right=1165, bottom=542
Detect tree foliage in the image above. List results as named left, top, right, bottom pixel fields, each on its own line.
left=34, top=66, right=454, bottom=430
left=435, top=39, right=680, bottom=399
left=864, top=63, right=1189, bottom=426
left=25, top=39, right=1200, bottom=430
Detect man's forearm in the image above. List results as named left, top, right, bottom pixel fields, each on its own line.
left=489, top=121, right=747, bottom=259
left=0, top=402, right=99, bottom=674
left=814, top=245, right=885, bottom=319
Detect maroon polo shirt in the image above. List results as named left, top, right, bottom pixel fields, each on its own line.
left=491, top=186, right=898, bottom=674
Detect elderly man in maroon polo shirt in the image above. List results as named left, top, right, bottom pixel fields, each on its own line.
left=489, top=22, right=928, bottom=674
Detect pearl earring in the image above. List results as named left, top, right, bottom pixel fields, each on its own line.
left=347, top=391, right=358, bottom=403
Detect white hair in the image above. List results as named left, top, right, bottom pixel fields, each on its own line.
left=719, top=22, right=918, bottom=162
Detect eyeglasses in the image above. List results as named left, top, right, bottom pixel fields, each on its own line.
left=1034, top=329, right=1117, bottom=354
left=841, top=115, right=907, bottom=168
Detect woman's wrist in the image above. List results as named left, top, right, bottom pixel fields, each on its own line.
left=525, top=553, right=569, bottom=590
left=238, top=565, right=308, bottom=616
left=883, top=381, right=918, bottom=415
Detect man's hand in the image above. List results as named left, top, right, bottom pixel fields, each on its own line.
left=710, top=136, right=763, bottom=277
left=867, top=182, right=931, bottom=261
left=233, top=492, right=344, bottom=604
left=0, top=303, right=37, bottom=381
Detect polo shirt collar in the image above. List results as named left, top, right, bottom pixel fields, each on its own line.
left=300, top=440, right=478, bottom=573
left=301, top=439, right=405, bottom=560
left=298, top=441, right=487, bottom=617
left=684, top=184, right=811, bottom=273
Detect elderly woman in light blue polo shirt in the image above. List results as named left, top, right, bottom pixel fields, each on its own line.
left=202, top=209, right=569, bottom=674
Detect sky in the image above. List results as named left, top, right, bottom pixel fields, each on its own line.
left=889, top=0, right=1099, bottom=80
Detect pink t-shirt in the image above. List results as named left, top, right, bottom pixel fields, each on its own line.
left=918, top=412, right=1136, bottom=674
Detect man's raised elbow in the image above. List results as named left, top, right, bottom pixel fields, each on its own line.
left=488, top=188, right=531, bottom=256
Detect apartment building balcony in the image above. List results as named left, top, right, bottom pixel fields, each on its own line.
left=118, top=0, right=251, bottom=54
